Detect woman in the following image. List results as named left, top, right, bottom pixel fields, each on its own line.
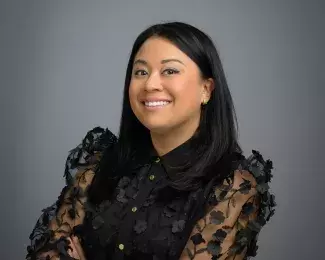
left=26, top=21, right=275, bottom=260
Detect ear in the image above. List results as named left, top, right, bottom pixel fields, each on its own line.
left=201, top=78, right=215, bottom=103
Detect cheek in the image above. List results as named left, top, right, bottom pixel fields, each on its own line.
left=128, top=83, right=139, bottom=116
left=128, top=82, right=134, bottom=99
left=129, top=83, right=138, bottom=104
left=171, top=78, right=202, bottom=106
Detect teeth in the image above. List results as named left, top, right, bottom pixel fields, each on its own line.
left=145, top=101, right=170, bottom=107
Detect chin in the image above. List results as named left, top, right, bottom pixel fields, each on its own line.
left=143, top=121, right=173, bottom=134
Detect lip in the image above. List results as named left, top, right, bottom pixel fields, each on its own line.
left=141, top=99, right=172, bottom=110
left=141, top=98, right=172, bottom=103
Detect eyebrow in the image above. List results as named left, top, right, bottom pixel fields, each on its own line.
left=133, top=58, right=185, bottom=66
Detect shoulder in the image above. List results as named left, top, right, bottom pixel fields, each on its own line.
left=213, top=149, right=276, bottom=230
left=242, top=149, right=276, bottom=224
left=64, top=126, right=118, bottom=186
left=181, top=150, right=275, bottom=259
left=26, top=127, right=118, bottom=258
left=233, top=150, right=275, bottom=214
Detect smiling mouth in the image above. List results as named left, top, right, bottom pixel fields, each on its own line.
left=143, top=101, right=172, bottom=107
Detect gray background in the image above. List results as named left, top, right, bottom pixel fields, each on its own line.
left=1, top=0, right=324, bottom=259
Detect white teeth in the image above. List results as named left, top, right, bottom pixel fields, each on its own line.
left=144, top=101, right=171, bottom=107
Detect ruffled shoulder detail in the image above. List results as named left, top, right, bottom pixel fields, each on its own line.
left=26, top=127, right=117, bottom=259
left=238, top=149, right=276, bottom=257
left=181, top=149, right=275, bottom=259
left=64, top=127, right=118, bottom=185
left=242, top=150, right=275, bottom=221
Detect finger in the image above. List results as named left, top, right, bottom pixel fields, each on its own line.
left=71, top=235, right=87, bottom=260
left=67, top=237, right=80, bottom=259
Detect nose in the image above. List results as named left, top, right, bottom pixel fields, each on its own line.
left=144, top=71, right=162, bottom=91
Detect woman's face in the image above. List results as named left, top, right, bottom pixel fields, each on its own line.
left=129, top=36, right=213, bottom=134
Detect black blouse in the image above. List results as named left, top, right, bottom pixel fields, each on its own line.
left=26, top=127, right=275, bottom=260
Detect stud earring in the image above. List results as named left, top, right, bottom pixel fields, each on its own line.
left=202, top=100, right=208, bottom=105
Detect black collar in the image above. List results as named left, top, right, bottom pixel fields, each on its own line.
left=131, top=135, right=243, bottom=183
left=148, top=137, right=194, bottom=180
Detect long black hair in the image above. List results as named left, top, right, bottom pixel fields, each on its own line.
left=118, top=21, right=242, bottom=187
left=90, top=21, right=242, bottom=203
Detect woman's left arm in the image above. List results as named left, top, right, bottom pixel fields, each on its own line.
left=180, top=163, right=275, bottom=260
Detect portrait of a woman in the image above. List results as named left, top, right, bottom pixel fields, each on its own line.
left=26, top=21, right=275, bottom=260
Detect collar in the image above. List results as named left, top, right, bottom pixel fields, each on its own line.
left=147, top=136, right=194, bottom=180
left=132, top=135, right=243, bottom=182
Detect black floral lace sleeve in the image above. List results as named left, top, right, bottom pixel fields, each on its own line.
left=26, top=127, right=117, bottom=260
left=180, top=150, right=275, bottom=260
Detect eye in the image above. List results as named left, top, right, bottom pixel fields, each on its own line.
left=134, top=69, right=148, bottom=76
left=162, top=68, right=179, bottom=75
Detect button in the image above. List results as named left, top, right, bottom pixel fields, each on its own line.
left=131, top=206, right=137, bottom=212
left=149, top=174, right=155, bottom=181
left=118, top=244, right=124, bottom=250
left=155, top=157, right=160, bottom=163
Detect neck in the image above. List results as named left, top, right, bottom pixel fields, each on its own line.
left=150, top=117, right=200, bottom=156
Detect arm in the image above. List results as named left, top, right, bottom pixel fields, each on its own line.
left=26, top=127, right=117, bottom=260
left=180, top=151, right=275, bottom=260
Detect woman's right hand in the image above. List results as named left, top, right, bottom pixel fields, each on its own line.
left=67, top=236, right=87, bottom=260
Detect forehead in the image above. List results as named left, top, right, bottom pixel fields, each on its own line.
left=135, top=37, right=191, bottom=63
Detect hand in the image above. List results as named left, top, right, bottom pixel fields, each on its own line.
left=67, top=236, right=87, bottom=260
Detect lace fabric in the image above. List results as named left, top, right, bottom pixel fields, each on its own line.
left=26, top=127, right=117, bottom=260
left=26, top=127, right=275, bottom=260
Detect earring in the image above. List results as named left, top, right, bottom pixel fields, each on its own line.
left=202, top=100, right=208, bottom=105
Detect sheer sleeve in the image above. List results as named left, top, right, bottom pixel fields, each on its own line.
left=26, top=127, right=117, bottom=260
left=180, top=150, right=275, bottom=260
